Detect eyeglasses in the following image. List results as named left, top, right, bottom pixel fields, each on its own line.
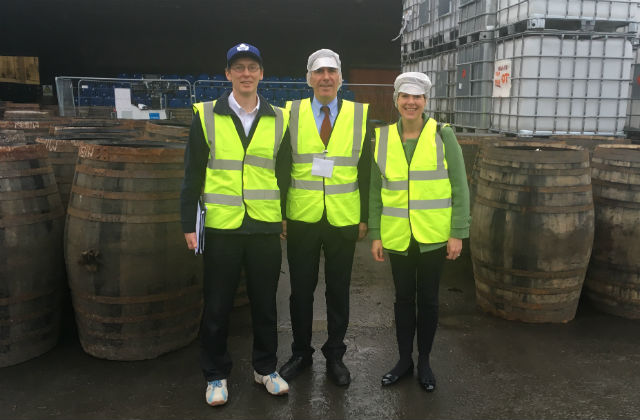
left=230, top=64, right=261, bottom=73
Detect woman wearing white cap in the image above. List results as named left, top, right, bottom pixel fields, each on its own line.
left=369, top=72, right=470, bottom=391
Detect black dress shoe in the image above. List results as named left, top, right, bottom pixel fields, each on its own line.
left=381, top=361, right=414, bottom=386
left=279, top=355, right=312, bottom=381
left=326, top=359, right=351, bottom=386
left=418, top=365, right=436, bottom=392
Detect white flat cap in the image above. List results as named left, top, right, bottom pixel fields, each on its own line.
left=394, top=72, right=432, bottom=96
left=307, top=49, right=342, bottom=72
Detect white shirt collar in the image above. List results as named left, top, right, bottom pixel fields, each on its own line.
left=229, top=92, right=260, bottom=116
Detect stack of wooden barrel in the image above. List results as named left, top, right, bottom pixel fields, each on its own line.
left=464, top=135, right=639, bottom=323
left=1, top=107, right=201, bottom=366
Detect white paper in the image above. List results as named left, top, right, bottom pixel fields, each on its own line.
left=493, top=59, right=512, bottom=98
left=311, top=157, right=334, bottom=178
left=195, top=198, right=206, bottom=255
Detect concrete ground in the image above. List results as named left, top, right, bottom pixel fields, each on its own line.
left=1, top=239, right=640, bottom=420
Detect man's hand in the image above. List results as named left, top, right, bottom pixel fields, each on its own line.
left=371, top=239, right=385, bottom=262
left=184, top=232, right=197, bottom=250
left=446, top=237, right=462, bottom=260
left=358, top=222, right=368, bottom=241
left=280, top=220, right=287, bottom=240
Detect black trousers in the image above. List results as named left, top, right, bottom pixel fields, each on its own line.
left=200, top=231, right=281, bottom=381
left=387, top=240, right=447, bottom=362
left=286, top=218, right=358, bottom=361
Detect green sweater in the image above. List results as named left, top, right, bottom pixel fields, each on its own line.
left=368, top=116, right=471, bottom=254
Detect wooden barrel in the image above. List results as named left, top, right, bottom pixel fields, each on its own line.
left=0, top=144, right=65, bottom=367
left=143, top=121, right=189, bottom=142
left=470, top=143, right=594, bottom=323
left=64, top=142, right=203, bottom=360
left=584, top=145, right=640, bottom=318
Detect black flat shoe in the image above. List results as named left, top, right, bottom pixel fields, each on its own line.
left=278, top=355, right=312, bottom=381
left=381, top=361, right=414, bottom=386
left=418, top=365, right=436, bottom=392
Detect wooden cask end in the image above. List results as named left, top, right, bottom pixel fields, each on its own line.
left=64, top=142, right=202, bottom=360
left=470, top=143, right=594, bottom=323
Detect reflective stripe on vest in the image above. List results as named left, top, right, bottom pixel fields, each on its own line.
left=286, top=98, right=368, bottom=226
left=375, top=119, right=452, bottom=251
left=194, top=100, right=288, bottom=229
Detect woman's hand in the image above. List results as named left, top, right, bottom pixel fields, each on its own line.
left=446, top=237, right=462, bottom=260
left=371, top=239, right=385, bottom=262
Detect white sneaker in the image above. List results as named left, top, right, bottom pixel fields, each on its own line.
left=254, top=371, right=289, bottom=395
left=205, top=379, right=228, bottom=406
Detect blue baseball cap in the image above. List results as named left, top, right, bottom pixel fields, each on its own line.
left=226, top=43, right=262, bottom=67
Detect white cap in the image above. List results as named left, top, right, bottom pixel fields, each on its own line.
left=307, top=49, right=342, bottom=72
left=394, top=72, right=432, bottom=97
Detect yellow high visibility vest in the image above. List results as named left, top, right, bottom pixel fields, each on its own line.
left=193, top=100, right=288, bottom=229
left=285, top=98, right=368, bottom=226
left=374, top=118, right=452, bottom=251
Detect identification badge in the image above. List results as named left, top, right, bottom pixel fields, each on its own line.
left=311, top=157, right=334, bottom=178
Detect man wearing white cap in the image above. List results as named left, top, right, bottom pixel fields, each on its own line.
left=369, top=72, right=470, bottom=392
left=277, top=48, right=372, bottom=386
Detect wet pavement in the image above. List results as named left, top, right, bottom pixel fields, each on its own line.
left=2, top=239, right=640, bottom=419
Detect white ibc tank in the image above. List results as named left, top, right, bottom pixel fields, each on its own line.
left=497, top=0, right=639, bottom=28
left=491, top=33, right=633, bottom=136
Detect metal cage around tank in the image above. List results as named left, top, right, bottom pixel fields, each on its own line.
left=491, top=31, right=634, bottom=136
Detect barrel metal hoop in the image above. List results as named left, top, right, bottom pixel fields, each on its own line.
left=476, top=177, right=593, bottom=193
left=73, top=298, right=203, bottom=324
left=0, top=288, right=58, bottom=306
left=479, top=161, right=590, bottom=176
left=74, top=164, right=184, bottom=179
left=591, top=178, right=640, bottom=192
left=588, top=257, right=640, bottom=276
left=472, top=258, right=587, bottom=282
left=0, top=184, right=59, bottom=201
left=0, top=304, right=58, bottom=327
left=593, top=195, right=640, bottom=209
left=0, top=166, right=53, bottom=179
left=66, top=206, right=179, bottom=223
left=76, top=145, right=184, bottom=163
left=77, top=314, right=202, bottom=340
left=71, top=283, right=202, bottom=305
left=475, top=287, right=579, bottom=311
left=591, top=162, right=640, bottom=172
left=70, top=185, right=181, bottom=200
left=0, top=207, right=64, bottom=228
left=473, top=195, right=594, bottom=214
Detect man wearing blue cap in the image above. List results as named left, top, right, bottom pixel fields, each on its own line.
left=181, top=43, right=289, bottom=406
